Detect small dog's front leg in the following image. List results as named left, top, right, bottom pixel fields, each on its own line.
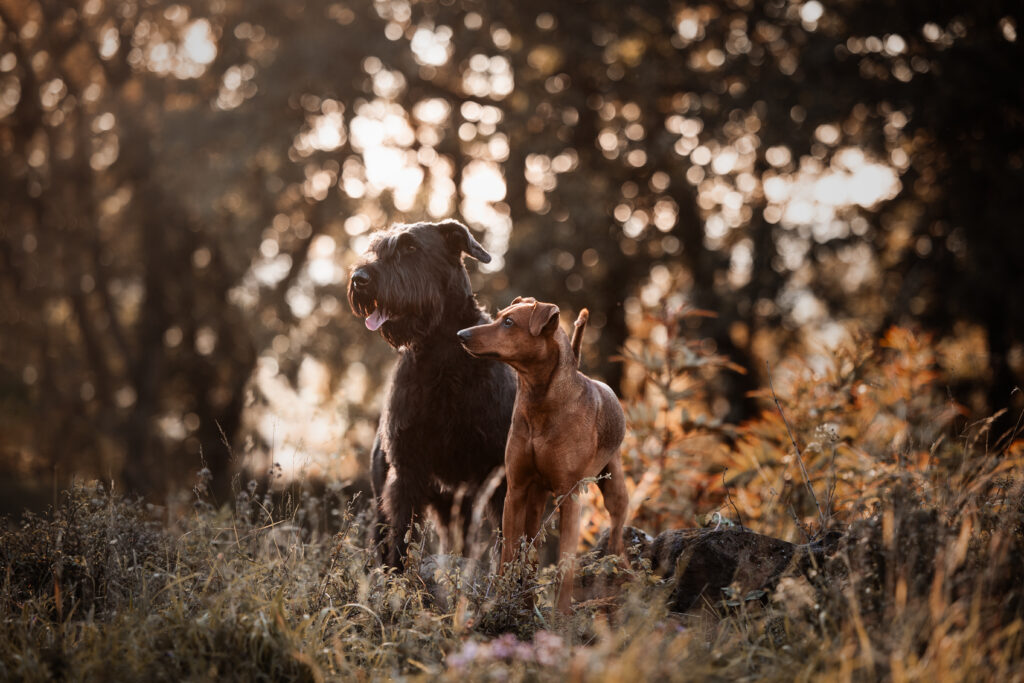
left=500, top=482, right=530, bottom=570
left=555, top=495, right=582, bottom=613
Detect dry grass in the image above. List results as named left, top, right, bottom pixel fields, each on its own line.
left=2, top=322, right=1023, bottom=681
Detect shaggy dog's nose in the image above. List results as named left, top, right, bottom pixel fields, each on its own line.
left=351, top=268, right=371, bottom=289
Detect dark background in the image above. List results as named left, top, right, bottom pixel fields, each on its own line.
left=1, top=0, right=1021, bottom=508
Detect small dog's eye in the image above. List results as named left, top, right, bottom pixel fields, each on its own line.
left=502, top=317, right=514, bottom=327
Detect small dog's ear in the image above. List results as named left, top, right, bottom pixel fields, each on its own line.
left=510, top=296, right=535, bottom=306
left=435, top=219, right=492, bottom=263
left=528, top=302, right=560, bottom=336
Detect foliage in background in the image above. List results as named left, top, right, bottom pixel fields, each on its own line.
left=610, top=288, right=1023, bottom=543
left=2, top=0, right=1022, bottom=500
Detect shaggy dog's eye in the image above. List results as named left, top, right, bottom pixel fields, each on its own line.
left=400, top=240, right=417, bottom=254
left=503, top=317, right=514, bottom=327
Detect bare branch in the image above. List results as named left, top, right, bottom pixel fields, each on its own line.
left=766, top=361, right=827, bottom=533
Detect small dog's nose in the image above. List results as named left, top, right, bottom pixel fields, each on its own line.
left=457, top=329, right=472, bottom=342
left=351, top=268, right=371, bottom=288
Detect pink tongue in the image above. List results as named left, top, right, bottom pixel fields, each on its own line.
left=365, top=308, right=389, bottom=331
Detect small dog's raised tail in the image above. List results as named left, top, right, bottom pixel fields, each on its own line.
left=571, top=308, right=589, bottom=368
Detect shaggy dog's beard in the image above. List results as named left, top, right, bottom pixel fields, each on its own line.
left=347, top=273, right=447, bottom=349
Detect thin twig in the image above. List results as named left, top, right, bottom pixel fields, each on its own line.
left=467, top=466, right=507, bottom=564
left=314, top=536, right=344, bottom=612
left=788, top=505, right=812, bottom=542
left=313, top=498, right=359, bottom=611
left=721, top=469, right=745, bottom=528
left=215, top=420, right=235, bottom=463
left=824, top=442, right=839, bottom=529
left=766, top=362, right=826, bottom=532
left=525, top=473, right=609, bottom=559
left=996, top=387, right=1023, bottom=456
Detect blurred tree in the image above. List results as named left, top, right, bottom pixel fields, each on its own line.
left=0, top=1, right=255, bottom=497
left=485, top=0, right=1023, bottom=421
left=829, top=1, right=1024, bottom=419
left=1, top=0, right=1020, bottom=502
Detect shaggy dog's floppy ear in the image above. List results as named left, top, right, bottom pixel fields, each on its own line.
left=528, top=301, right=560, bottom=337
left=435, top=219, right=491, bottom=263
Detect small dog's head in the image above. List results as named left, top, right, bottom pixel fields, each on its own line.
left=457, top=296, right=560, bottom=366
left=347, top=219, right=491, bottom=348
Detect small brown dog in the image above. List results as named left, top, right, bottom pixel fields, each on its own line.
left=458, top=297, right=629, bottom=613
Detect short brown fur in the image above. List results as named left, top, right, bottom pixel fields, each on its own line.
left=458, top=297, right=629, bottom=613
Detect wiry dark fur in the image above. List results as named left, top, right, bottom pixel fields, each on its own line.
left=347, top=220, right=515, bottom=567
